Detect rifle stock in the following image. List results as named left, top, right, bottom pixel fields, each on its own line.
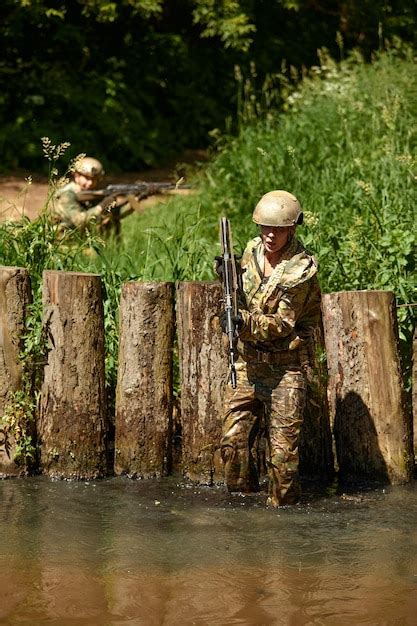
left=219, top=217, right=239, bottom=389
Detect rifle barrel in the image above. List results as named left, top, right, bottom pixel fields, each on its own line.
left=220, top=217, right=238, bottom=389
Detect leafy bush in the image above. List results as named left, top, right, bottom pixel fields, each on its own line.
left=2, top=0, right=416, bottom=172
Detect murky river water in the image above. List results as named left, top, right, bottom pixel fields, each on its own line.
left=1, top=476, right=417, bottom=625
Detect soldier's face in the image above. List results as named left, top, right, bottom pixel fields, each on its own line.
left=260, top=225, right=290, bottom=254
left=74, top=173, right=97, bottom=190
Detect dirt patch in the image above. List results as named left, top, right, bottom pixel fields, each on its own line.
left=0, top=149, right=206, bottom=222
left=0, top=174, right=49, bottom=222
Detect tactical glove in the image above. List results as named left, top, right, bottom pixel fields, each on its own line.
left=214, top=255, right=223, bottom=279
left=214, top=255, right=243, bottom=280
left=219, top=310, right=244, bottom=334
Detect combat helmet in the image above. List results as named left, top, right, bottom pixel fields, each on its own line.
left=75, top=156, right=104, bottom=178
left=252, top=190, right=303, bottom=227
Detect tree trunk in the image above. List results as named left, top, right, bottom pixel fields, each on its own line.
left=115, top=281, right=174, bottom=478
left=176, top=281, right=227, bottom=483
left=322, top=290, right=413, bottom=484
left=0, top=266, right=32, bottom=476
left=38, top=271, right=107, bottom=479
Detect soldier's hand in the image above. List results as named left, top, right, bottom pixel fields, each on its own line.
left=115, top=195, right=127, bottom=206
left=219, top=310, right=244, bottom=334
left=214, top=255, right=223, bottom=279
left=101, top=193, right=119, bottom=212
left=101, top=214, right=112, bottom=227
left=214, top=255, right=244, bottom=279
left=233, top=311, right=244, bottom=331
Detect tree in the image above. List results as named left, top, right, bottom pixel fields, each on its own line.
left=0, top=0, right=415, bottom=171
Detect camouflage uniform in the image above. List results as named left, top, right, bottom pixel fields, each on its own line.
left=51, top=181, right=102, bottom=230
left=221, top=236, right=321, bottom=506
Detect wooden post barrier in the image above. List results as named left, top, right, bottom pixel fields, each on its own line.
left=176, top=281, right=227, bottom=483
left=38, top=271, right=107, bottom=479
left=0, top=266, right=32, bottom=476
left=114, top=281, right=174, bottom=478
left=322, top=290, right=413, bottom=484
left=413, top=326, right=417, bottom=459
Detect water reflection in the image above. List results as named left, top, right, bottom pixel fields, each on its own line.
left=1, top=477, right=417, bottom=624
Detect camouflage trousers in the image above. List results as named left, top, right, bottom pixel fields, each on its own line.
left=221, top=359, right=306, bottom=507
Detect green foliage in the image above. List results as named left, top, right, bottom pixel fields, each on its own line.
left=79, top=0, right=164, bottom=21
left=0, top=390, right=37, bottom=467
left=192, top=0, right=255, bottom=51
left=1, top=0, right=416, bottom=171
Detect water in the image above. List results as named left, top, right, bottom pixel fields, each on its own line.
left=1, top=476, right=417, bottom=625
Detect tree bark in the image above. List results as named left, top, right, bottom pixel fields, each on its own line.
left=0, top=266, right=32, bottom=476
left=176, top=281, right=227, bottom=483
left=322, top=290, right=413, bottom=484
left=114, top=281, right=174, bottom=478
left=38, top=270, right=107, bottom=479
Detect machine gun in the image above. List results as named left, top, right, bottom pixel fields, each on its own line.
left=219, top=217, right=240, bottom=389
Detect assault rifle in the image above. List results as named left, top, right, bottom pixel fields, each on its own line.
left=76, top=181, right=190, bottom=205
left=219, top=217, right=240, bottom=389
left=77, top=180, right=190, bottom=236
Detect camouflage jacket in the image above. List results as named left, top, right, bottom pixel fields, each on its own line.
left=238, top=236, right=321, bottom=356
left=51, top=181, right=102, bottom=228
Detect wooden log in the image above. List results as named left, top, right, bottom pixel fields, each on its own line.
left=38, top=271, right=107, bottom=479
left=114, top=281, right=174, bottom=478
left=0, top=266, right=32, bottom=476
left=299, top=322, right=335, bottom=479
left=176, top=281, right=227, bottom=483
left=322, top=290, right=413, bottom=484
left=413, top=326, right=417, bottom=459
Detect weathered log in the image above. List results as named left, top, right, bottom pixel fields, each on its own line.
left=322, top=290, right=413, bottom=484
left=413, top=326, right=417, bottom=459
left=0, top=266, right=32, bottom=476
left=299, top=322, right=335, bottom=479
left=176, top=281, right=227, bottom=482
left=114, top=281, right=174, bottom=478
left=38, top=270, right=107, bottom=479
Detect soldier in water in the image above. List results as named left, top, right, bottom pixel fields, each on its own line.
left=219, top=190, right=321, bottom=507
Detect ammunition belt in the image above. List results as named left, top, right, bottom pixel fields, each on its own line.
left=240, top=344, right=307, bottom=366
